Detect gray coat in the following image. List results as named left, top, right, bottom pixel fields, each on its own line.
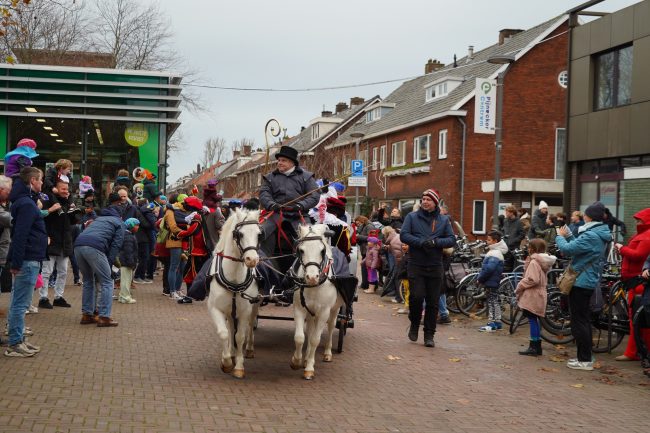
left=502, top=216, right=524, bottom=250
left=0, top=202, right=11, bottom=266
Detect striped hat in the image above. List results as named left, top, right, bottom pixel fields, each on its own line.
left=422, top=189, right=440, bottom=206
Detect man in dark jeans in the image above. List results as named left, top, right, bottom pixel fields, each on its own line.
left=400, top=188, right=455, bottom=347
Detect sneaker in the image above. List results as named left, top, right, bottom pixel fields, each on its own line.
left=74, top=280, right=82, bottom=286
left=424, top=334, right=435, bottom=348
left=26, top=305, right=38, bottom=314
left=53, top=297, right=71, bottom=308
left=133, top=278, right=146, bottom=284
left=567, top=360, right=594, bottom=371
left=437, top=315, right=452, bottom=325
left=479, top=322, right=497, bottom=332
left=492, top=321, right=503, bottom=330
left=38, top=298, right=53, bottom=309
left=177, top=296, right=193, bottom=304
left=118, top=297, right=137, bottom=304
left=4, top=343, right=35, bottom=357
left=22, top=340, right=40, bottom=353
left=170, top=292, right=183, bottom=301
left=142, top=279, right=154, bottom=284
left=397, top=308, right=409, bottom=315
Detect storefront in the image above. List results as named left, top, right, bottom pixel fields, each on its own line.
left=0, top=63, right=182, bottom=199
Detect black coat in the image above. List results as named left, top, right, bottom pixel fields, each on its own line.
left=259, top=166, right=319, bottom=215
left=44, top=195, right=75, bottom=257
left=136, top=205, right=155, bottom=243
left=502, top=216, right=524, bottom=250
left=119, top=230, right=138, bottom=268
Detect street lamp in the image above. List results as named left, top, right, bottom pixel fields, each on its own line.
left=486, top=54, right=516, bottom=230
left=350, top=132, right=365, bottom=218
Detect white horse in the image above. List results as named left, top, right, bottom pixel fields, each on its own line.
left=289, top=224, right=339, bottom=380
left=207, top=208, right=261, bottom=379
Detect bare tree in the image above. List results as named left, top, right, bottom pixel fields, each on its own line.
left=202, top=136, right=228, bottom=168
left=1, top=0, right=90, bottom=63
left=231, top=138, right=255, bottom=152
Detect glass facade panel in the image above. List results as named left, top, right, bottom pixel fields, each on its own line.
left=599, top=181, right=618, bottom=208
left=580, top=182, right=598, bottom=211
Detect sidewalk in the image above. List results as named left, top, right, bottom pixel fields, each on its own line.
left=1, top=275, right=649, bottom=433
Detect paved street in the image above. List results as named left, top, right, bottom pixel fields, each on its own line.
left=1, top=275, right=649, bottom=433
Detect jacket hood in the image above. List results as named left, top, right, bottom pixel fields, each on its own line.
left=489, top=239, right=509, bottom=255
left=531, top=253, right=557, bottom=272
left=9, top=178, right=36, bottom=203
left=633, top=208, right=650, bottom=234
left=100, top=206, right=122, bottom=218
left=582, top=222, right=612, bottom=242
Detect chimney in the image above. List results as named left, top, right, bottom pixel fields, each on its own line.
left=196, top=163, right=201, bottom=173
left=321, top=110, right=333, bottom=117
left=335, top=102, right=348, bottom=113
left=499, top=29, right=524, bottom=45
left=243, top=144, right=252, bottom=156
left=350, top=96, right=365, bottom=106
left=233, top=150, right=240, bottom=159
left=424, top=58, right=444, bottom=74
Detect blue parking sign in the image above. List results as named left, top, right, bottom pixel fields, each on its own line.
left=351, top=159, right=363, bottom=176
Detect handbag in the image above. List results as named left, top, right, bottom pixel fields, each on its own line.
left=557, top=264, right=579, bottom=295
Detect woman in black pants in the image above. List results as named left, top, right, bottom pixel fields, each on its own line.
left=555, top=202, right=611, bottom=371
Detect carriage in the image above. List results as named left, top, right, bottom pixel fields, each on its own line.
left=204, top=209, right=358, bottom=380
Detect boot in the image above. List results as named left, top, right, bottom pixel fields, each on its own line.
left=97, top=317, right=119, bottom=327
left=424, top=332, right=435, bottom=348
left=408, top=323, right=419, bottom=342
left=534, top=339, right=543, bottom=356
left=519, top=340, right=540, bottom=356
left=79, top=314, right=98, bottom=325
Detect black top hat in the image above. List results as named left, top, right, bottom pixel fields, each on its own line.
left=275, top=146, right=299, bottom=166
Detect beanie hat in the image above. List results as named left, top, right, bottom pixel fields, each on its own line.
left=17, top=138, right=37, bottom=149
left=183, top=196, right=203, bottom=212
left=422, top=188, right=440, bottom=206
left=584, top=201, right=606, bottom=222
left=124, top=218, right=140, bottom=230
left=332, top=182, right=346, bottom=193
left=207, top=178, right=218, bottom=187
left=158, top=195, right=167, bottom=202
left=538, top=200, right=548, bottom=210
left=326, top=196, right=346, bottom=211
left=177, top=193, right=188, bottom=203
left=108, top=192, right=121, bottom=204
left=367, top=236, right=379, bottom=244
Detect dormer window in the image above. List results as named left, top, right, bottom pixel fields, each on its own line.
left=365, top=102, right=395, bottom=123
left=424, top=76, right=463, bottom=103
left=366, top=107, right=381, bottom=123
left=311, top=124, right=320, bottom=140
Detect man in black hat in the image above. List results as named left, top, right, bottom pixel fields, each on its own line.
left=259, top=145, right=319, bottom=262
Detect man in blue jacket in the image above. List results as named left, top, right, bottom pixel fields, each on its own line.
left=74, top=205, right=125, bottom=327
left=5, top=167, right=48, bottom=357
left=400, top=189, right=455, bottom=347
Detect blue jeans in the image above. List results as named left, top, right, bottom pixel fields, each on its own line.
left=168, top=248, right=185, bottom=293
left=75, top=246, right=114, bottom=318
left=7, top=261, right=40, bottom=345
left=439, top=294, right=449, bottom=318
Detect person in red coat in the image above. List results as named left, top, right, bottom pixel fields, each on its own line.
left=614, top=208, right=650, bottom=361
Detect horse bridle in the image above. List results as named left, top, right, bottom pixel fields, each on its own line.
left=232, top=219, right=261, bottom=256
left=294, top=227, right=330, bottom=282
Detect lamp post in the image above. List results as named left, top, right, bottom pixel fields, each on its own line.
left=350, top=132, right=365, bottom=218
left=486, top=54, right=516, bottom=230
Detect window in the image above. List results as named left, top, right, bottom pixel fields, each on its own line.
left=380, top=145, right=386, bottom=169
left=555, top=128, right=566, bottom=180
left=413, top=134, right=430, bottom=162
left=366, top=107, right=381, bottom=123
left=425, top=81, right=450, bottom=102
left=372, top=147, right=378, bottom=170
left=311, top=124, right=320, bottom=140
left=391, top=141, right=405, bottom=167
left=472, top=200, right=487, bottom=234
left=438, top=129, right=447, bottom=159
left=594, top=45, right=633, bottom=110
left=558, top=71, right=568, bottom=88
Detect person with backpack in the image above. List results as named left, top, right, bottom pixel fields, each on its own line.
left=118, top=218, right=140, bottom=304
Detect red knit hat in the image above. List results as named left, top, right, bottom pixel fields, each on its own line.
left=183, top=196, right=203, bottom=211
left=17, top=138, right=37, bottom=149
left=422, top=188, right=440, bottom=206
left=326, top=196, right=346, bottom=211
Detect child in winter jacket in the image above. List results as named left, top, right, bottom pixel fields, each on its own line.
left=364, top=237, right=381, bottom=294
left=477, top=231, right=508, bottom=331
left=515, top=239, right=557, bottom=356
left=118, top=218, right=140, bottom=304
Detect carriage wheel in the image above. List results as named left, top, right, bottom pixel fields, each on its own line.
left=337, top=305, right=347, bottom=354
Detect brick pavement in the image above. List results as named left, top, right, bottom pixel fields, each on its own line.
left=1, top=275, right=649, bottom=433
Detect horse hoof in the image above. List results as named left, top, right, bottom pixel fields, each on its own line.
left=322, top=354, right=333, bottom=362
left=245, top=350, right=255, bottom=359
left=303, top=371, right=314, bottom=380
left=221, top=363, right=234, bottom=374
left=290, top=357, right=302, bottom=370
left=232, top=369, right=245, bottom=379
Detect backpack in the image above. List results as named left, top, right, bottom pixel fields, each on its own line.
left=156, top=217, right=170, bottom=244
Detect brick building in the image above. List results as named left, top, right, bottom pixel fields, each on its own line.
left=324, top=16, right=568, bottom=235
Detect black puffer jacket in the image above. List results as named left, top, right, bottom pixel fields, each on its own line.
left=44, top=194, right=75, bottom=257
left=502, top=216, right=524, bottom=250
left=259, top=166, right=319, bottom=216
left=119, top=230, right=138, bottom=269
left=529, top=209, right=550, bottom=239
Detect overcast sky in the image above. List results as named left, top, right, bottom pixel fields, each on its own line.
left=158, top=0, right=640, bottom=184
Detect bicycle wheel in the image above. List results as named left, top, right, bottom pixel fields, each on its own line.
left=499, top=276, right=524, bottom=326
left=592, top=284, right=628, bottom=353
left=457, top=280, right=487, bottom=316
left=336, top=305, right=347, bottom=354
left=509, top=306, right=526, bottom=334
left=540, top=289, right=574, bottom=343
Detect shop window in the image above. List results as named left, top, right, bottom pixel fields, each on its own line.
left=594, top=45, right=633, bottom=110
left=555, top=128, right=566, bottom=180
left=579, top=182, right=598, bottom=211
left=599, top=181, right=618, bottom=208
left=472, top=200, right=486, bottom=235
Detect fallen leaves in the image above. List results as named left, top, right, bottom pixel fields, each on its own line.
left=468, top=313, right=481, bottom=320
left=456, top=398, right=470, bottom=405
left=549, top=355, right=567, bottom=362
left=554, top=345, right=566, bottom=350
left=448, top=336, right=458, bottom=341
left=538, top=367, right=559, bottom=373
left=176, top=317, right=189, bottom=321
left=500, top=364, right=513, bottom=370
left=594, top=375, right=616, bottom=385
left=570, top=383, right=584, bottom=389
left=386, top=355, right=402, bottom=361
left=449, top=357, right=462, bottom=363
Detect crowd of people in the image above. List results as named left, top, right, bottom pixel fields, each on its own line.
left=1, top=139, right=649, bottom=378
